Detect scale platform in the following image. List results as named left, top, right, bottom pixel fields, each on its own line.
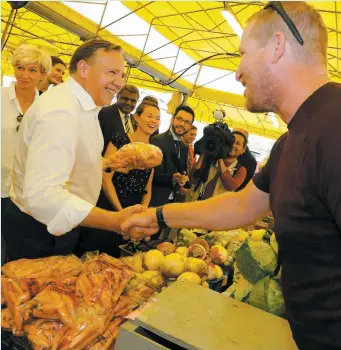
left=115, top=281, right=298, bottom=350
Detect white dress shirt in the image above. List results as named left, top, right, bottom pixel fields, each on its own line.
left=118, top=108, right=134, bottom=133
left=10, top=77, right=103, bottom=236
left=1, top=82, right=39, bottom=198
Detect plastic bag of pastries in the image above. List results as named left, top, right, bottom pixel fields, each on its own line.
left=112, top=142, right=163, bottom=173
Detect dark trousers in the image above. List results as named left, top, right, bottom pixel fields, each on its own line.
left=1, top=197, right=11, bottom=265
left=75, top=227, right=125, bottom=258
left=2, top=199, right=80, bottom=261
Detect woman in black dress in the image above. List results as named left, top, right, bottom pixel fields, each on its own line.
left=77, top=101, right=161, bottom=257
left=101, top=101, right=160, bottom=210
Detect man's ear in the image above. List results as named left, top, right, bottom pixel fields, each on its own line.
left=270, top=31, right=286, bottom=64
left=77, top=60, right=90, bottom=79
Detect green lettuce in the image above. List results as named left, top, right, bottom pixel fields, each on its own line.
left=235, top=241, right=278, bottom=284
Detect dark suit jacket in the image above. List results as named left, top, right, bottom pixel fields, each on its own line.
left=150, top=130, right=189, bottom=207
left=98, top=104, right=136, bottom=155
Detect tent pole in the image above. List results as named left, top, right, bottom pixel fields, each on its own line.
left=1, top=8, right=16, bottom=47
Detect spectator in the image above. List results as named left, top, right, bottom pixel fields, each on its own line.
left=99, top=84, right=139, bottom=154
left=150, top=105, right=195, bottom=207
left=1, top=44, right=51, bottom=263
left=38, top=56, right=67, bottom=94
left=183, top=125, right=198, bottom=169
left=188, top=128, right=248, bottom=201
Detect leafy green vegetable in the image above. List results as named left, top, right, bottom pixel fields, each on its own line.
left=250, top=277, right=285, bottom=316
left=176, top=229, right=198, bottom=247
left=270, top=233, right=279, bottom=255
left=235, top=241, right=278, bottom=284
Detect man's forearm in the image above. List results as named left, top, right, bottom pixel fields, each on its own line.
left=162, top=187, right=269, bottom=231
left=80, top=207, right=120, bottom=232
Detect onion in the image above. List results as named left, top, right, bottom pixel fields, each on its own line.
left=160, top=253, right=185, bottom=278
left=177, top=272, right=201, bottom=284
left=209, top=245, right=229, bottom=265
left=191, top=238, right=209, bottom=253
left=188, top=244, right=207, bottom=259
left=157, top=242, right=176, bottom=256
left=143, top=250, right=165, bottom=271
left=175, top=247, right=189, bottom=258
left=184, top=257, right=208, bottom=278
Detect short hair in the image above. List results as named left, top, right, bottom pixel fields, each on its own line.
left=51, top=56, right=66, bottom=68
left=11, top=44, right=51, bottom=74
left=69, top=39, right=122, bottom=74
left=117, top=84, right=139, bottom=99
left=247, top=2, right=328, bottom=64
left=135, top=101, right=160, bottom=116
left=173, top=104, right=195, bottom=123
left=189, top=125, right=197, bottom=131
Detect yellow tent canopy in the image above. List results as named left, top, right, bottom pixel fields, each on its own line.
left=2, top=1, right=340, bottom=139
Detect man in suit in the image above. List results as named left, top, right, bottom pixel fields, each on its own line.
left=150, top=105, right=195, bottom=207
left=98, top=84, right=139, bottom=154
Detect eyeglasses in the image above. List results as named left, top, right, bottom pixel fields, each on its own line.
left=264, top=2, right=304, bottom=45
left=174, top=116, right=192, bottom=126
left=16, top=114, right=23, bottom=132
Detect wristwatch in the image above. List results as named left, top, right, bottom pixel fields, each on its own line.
left=156, top=206, right=169, bottom=229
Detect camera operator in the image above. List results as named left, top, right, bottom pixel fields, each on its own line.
left=188, top=127, right=248, bottom=201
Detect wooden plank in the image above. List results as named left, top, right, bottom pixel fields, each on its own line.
left=134, top=281, right=298, bottom=350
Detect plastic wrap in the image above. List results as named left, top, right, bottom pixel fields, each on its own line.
left=23, top=319, right=68, bottom=350
left=1, top=255, right=82, bottom=279
left=113, top=142, right=163, bottom=173
left=1, top=253, right=155, bottom=349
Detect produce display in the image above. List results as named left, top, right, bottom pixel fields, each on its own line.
left=223, top=231, right=285, bottom=318
left=1, top=224, right=285, bottom=349
left=1, top=253, right=155, bottom=349
left=113, top=142, right=163, bottom=173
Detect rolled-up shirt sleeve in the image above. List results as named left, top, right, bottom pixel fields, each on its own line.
left=22, top=110, right=94, bottom=236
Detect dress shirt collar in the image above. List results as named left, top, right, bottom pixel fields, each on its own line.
left=65, top=77, right=99, bottom=112
left=8, top=81, right=40, bottom=102
left=118, top=108, right=128, bottom=119
left=169, top=127, right=181, bottom=141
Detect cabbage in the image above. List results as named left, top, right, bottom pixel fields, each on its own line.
left=235, top=241, right=278, bottom=284
left=250, top=277, right=285, bottom=316
left=270, top=233, right=279, bottom=255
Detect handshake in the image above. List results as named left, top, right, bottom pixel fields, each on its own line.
left=116, top=205, right=160, bottom=241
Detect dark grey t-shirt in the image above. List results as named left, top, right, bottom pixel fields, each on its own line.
left=253, top=82, right=341, bottom=350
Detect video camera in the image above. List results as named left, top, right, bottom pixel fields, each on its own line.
left=192, top=110, right=235, bottom=192
left=194, top=110, right=235, bottom=160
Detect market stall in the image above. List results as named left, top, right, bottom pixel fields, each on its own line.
left=1, top=215, right=285, bottom=349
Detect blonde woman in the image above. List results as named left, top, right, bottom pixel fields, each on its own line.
left=1, top=44, right=51, bottom=213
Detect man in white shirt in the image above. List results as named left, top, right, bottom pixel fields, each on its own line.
left=3, top=39, right=153, bottom=261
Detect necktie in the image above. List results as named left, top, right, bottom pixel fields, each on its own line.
left=175, top=140, right=181, bottom=158
left=124, top=114, right=131, bottom=133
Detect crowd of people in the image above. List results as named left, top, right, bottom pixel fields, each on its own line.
left=1, top=41, right=256, bottom=260
left=1, top=2, right=341, bottom=349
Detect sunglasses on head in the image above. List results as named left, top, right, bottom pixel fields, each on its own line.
left=264, top=1, right=304, bottom=45
left=16, top=114, right=23, bottom=132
